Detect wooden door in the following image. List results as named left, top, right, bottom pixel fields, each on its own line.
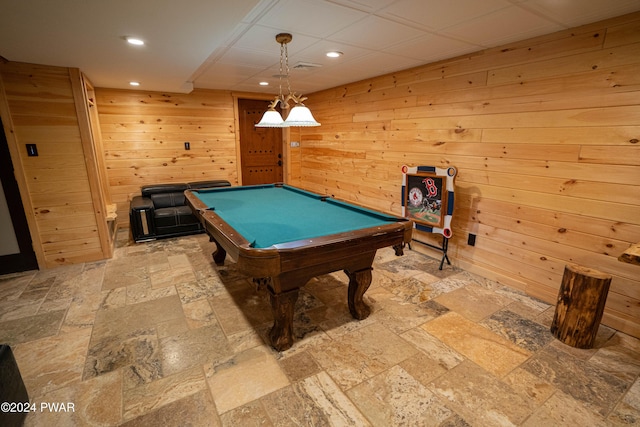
left=238, top=99, right=283, bottom=185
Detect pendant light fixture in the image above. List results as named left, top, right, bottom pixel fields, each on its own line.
left=255, top=33, right=320, bottom=128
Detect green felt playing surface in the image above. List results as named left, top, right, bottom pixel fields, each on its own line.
left=193, top=185, right=399, bottom=248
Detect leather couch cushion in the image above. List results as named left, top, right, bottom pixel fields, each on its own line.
left=142, top=183, right=188, bottom=198
left=154, top=206, right=199, bottom=228
left=188, top=180, right=231, bottom=189
left=150, top=192, right=186, bottom=209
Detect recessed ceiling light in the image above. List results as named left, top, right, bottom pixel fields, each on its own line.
left=129, top=81, right=140, bottom=87
left=125, top=37, right=145, bottom=46
left=259, top=81, right=269, bottom=86
left=326, top=51, right=343, bottom=58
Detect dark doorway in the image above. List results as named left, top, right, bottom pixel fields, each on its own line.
left=238, top=99, right=283, bottom=185
left=0, top=117, right=38, bottom=274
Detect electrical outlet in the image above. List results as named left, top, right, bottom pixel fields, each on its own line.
left=468, top=233, right=476, bottom=246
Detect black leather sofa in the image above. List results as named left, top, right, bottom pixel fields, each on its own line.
left=129, top=180, right=230, bottom=242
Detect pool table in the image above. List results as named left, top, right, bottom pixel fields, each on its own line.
left=185, top=183, right=413, bottom=351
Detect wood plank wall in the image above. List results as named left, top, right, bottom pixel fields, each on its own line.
left=0, top=62, right=106, bottom=267
left=290, top=13, right=640, bottom=338
left=93, top=89, right=239, bottom=224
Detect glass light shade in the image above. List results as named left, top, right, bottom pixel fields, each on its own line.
left=255, top=109, right=284, bottom=127
left=283, top=105, right=321, bottom=127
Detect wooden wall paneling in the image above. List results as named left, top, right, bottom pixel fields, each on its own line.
left=28, top=183, right=92, bottom=206
left=457, top=194, right=640, bottom=240
left=472, top=209, right=632, bottom=261
left=458, top=73, right=639, bottom=109
left=0, top=63, right=46, bottom=268
left=95, top=88, right=240, bottom=226
left=482, top=126, right=640, bottom=145
left=82, top=76, right=117, bottom=234
left=459, top=169, right=639, bottom=205
left=602, top=313, right=639, bottom=341
left=459, top=181, right=637, bottom=224
left=413, top=78, right=640, bottom=120
left=70, top=68, right=114, bottom=259
left=293, top=12, right=640, bottom=338
left=458, top=210, right=640, bottom=318
left=604, top=19, right=640, bottom=47
left=487, top=43, right=640, bottom=85
left=368, top=142, right=580, bottom=162
left=579, top=145, right=640, bottom=165
left=460, top=209, right=633, bottom=279
left=392, top=105, right=640, bottom=130
left=285, top=126, right=301, bottom=185
left=0, top=62, right=107, bottom=268
left=398, top=28, right=608, bottom=85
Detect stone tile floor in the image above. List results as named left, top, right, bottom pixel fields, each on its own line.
left=0, top=230, right=638, bottom=426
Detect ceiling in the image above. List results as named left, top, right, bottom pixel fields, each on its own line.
left=2, top=0, right=640, bottom=95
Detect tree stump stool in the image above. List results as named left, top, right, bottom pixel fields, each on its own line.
left=550, top=264, right=612, bottom=349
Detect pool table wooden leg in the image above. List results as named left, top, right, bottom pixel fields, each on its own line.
left=268, top=287, right=299, bottom=351
left=393, top=243, right=405, bottom=256
left=209, top=236, right=226, bottom=266
left=345, top=267, right=372, bottom=320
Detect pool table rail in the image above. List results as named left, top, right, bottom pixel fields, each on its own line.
left=194, top=206, right=412, bottom=283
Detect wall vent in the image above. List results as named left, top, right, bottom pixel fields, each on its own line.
left=292, top=62, right=322, bottom=70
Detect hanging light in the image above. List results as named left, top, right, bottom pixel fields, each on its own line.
left=255, top=33, right=320, bottom=128
left=255, top=107, right=284, bottom=127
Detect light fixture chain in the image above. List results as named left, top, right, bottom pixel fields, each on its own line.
left=284, top=41, right=292, bottom=99
left=279, top=42, right=285, bottom=103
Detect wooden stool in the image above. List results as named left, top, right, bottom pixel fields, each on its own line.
left=550, top=264, right=612, bottom=349
left=618, top=242, right=640, bottom=265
